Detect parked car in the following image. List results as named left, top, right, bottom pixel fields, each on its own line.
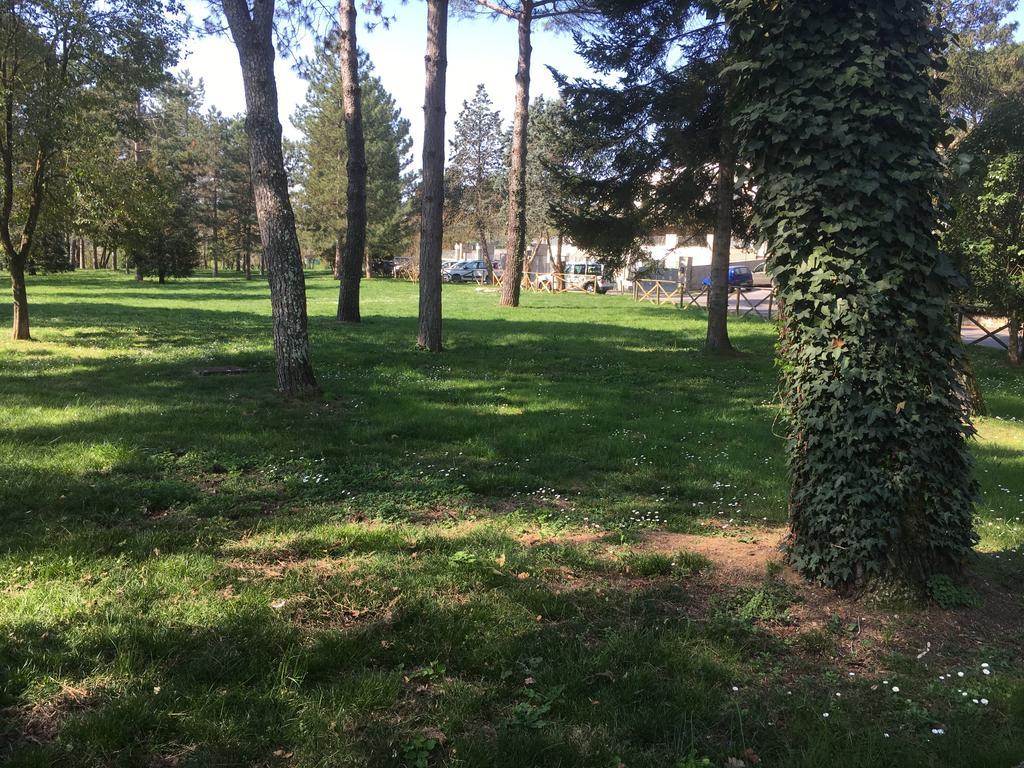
left=442, top=260, right=496, bottom=283
left=370, top=258, right=396, bottom=277
left=751, top=262, right=772, bottom=288
left=702, top=266, right=754, bottom=290
left=538, top=262, right=614, bottom=294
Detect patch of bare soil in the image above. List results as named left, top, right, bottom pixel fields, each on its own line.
left=518, top=529, right=608, bottom=548
left=225, top=556, right=354, bottom=580
left=0, top=684, right=95, bottom=748
left=638, top=529, right=795, bottom=585
left=542, top=525, right=1024, bottom=666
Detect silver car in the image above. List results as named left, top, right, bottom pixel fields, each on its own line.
left=442, top=260, right=494, bottom=283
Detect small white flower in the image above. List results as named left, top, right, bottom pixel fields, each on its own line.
left=957, top=672, right=964, bottom=678
left=981, top=698, right=989, bottom=705
left=891, top=686, right=900, bottom=693
left=822, top=712, right=829, bottom=718
left=983, top=669, right=991, bottom=675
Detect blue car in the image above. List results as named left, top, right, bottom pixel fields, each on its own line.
left=702, top=266, right=754, bottom=290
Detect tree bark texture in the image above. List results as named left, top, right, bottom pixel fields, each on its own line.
left=223, top=0, right=319, bottom=398
left=337, top=0, right=367, bottom=322
left=478, top=226, right=494, bottom=283
left=498, top=1, right=533, bottom=308
left=417, top=0, right=448, bottom=352
left=705, top=143, right=736, bottom=353
left=555, top=233, right=564, bottom=290
left=2, top=135, right=46, bottom=339
left=9, top=260, right=29, bottom=340
left=1009, top=311, right=1021, bottom=366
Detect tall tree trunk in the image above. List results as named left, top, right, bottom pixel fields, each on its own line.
left=706, top=143, right=736, bottom=353
left=135, top=263, right=144, bottom=282
left=478, top=226, right=495, bottom=283
left=499, top=1, right=532, bottom=308
left=9, top=257, right=30, bottom=340
left=333, top=235, right=342, bottom=279
left=112, top=246, right=118, bottom=271
left=91, top=242, right=98, bottom=270
left=337, top=0, right=368, bottom=322
left=244, top=238, right=252, bottom=280
left=417, top=0, right=448, bottom=351
left=554, top=232, right=564, bottom=290
left=1010, top=311, right=1021, bottom=366
left=223, top=0, right=319, bottom=398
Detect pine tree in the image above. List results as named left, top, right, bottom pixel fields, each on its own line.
left=221, top=0, right=319, bottom=398
left=448, top=84, right=506, bottom=282
left=292, top=44, right=414, bottom=278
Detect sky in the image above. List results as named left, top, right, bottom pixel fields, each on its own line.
left=178, top=3, right=594, bottom=162
left=180, top=2, right=1024, bottom=165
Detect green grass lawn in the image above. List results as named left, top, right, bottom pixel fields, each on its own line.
left=1, top=271, right=1022, bottom=768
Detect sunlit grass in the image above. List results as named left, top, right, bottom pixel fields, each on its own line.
left=0, top=271, right=1022, bottom=767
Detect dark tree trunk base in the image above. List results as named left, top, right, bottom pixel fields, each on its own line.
left=10, top=262, right=31, bottom=340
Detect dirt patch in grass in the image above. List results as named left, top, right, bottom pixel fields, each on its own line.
left=518, top=529, right=607, bottom=548
left=0, top=684, right=95, bottom=748
left=638, top=528, right=793, bottom=584
left=545, top=525, right=1024, bottom=667
left=225, top=556, right=355, bottom=580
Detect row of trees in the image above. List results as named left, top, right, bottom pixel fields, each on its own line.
left=31, top=77, right=259, bottom=283
left=4, top=0, right=1021, bottom=590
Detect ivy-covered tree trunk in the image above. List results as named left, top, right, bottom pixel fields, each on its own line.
left=223, top=0, right=319, bottom=398
left=729, top=0, right=977, bottom=587
left=498, top=0, right=533, bottom=308
left=417, top=0, right=448, bottom=352
left=337, top=0, right=367, bottom=323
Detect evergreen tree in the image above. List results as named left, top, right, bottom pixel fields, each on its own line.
left=418, top=0, right=447, bottom=352
left=292, top=44, right=414, bottom=278
left=122, top=79, right=202, bottom=283
left=553, top=0, right=744, bottom=352
left=221, top=0, right=319, bottom=399
left=465, top=0, right=600, bottom=308
left=448, top=84, right=506, bottom=281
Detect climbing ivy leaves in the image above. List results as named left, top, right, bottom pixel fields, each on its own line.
left=727, top=0, right=978, bottom=587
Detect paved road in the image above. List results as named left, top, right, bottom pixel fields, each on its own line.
left=664, top=286, right=1012, bottom=352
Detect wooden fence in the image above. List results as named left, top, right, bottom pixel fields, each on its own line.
left=957, top=308, right=1015, bottom=351
left=633, top=279, right=780, bottom=321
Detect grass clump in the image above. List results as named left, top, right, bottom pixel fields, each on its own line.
left=619, top=549, right=711, bottom=577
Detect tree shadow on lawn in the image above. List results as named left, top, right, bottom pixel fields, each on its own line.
left=4, top=525, right=1023, bottom=768
left=0, top=569, right=743, bottom=767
